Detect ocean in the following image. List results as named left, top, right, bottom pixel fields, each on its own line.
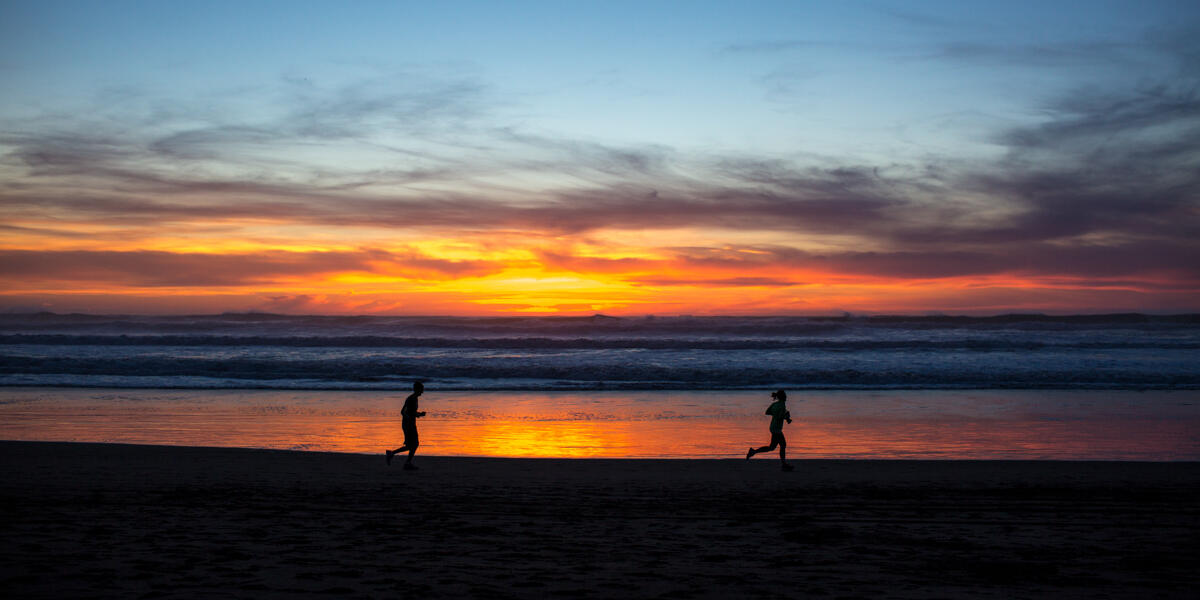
left=2, top=313, right=1197, bottom=459
left=1, top=313, right=1198, bottom=390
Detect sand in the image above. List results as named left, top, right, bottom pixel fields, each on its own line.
left=2, top=441, right=1198, bottom=599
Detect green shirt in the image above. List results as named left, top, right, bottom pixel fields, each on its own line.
left=766, top=400, right=790, bottom=432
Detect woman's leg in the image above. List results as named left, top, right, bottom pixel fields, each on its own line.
left=749, top=433, right=779, bottom=458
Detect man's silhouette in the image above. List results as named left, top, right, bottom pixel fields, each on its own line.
left=386, top=381, right=426, bottom=470
left=746, top=389, right=794, bottom=471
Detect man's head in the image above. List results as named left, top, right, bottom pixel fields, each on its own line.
left=413, top=381, right=424, bottom=394
left=771, top=389, right=787, bottom=402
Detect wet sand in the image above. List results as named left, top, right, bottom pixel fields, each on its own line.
left=4, top=387, right=1199, bottom=460
left=2, top=441, right=1198, bottom=598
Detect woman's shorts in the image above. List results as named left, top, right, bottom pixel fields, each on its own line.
left=769, top=430, right=786, bottom=447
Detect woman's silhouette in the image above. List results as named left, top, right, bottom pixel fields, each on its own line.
left=746, top=389, right=794, bottom=471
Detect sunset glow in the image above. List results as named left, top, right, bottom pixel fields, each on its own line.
left=2, top=1, right=1197, bottom=315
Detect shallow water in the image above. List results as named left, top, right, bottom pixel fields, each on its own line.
left=1, top=387, right=1197, bottom=460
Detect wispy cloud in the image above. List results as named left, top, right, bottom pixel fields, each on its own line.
left=719, top=39, right=842, bottom=55
left=0, top=249, right=501, bottom=287
left=932, top=40, right=1141, bottom=68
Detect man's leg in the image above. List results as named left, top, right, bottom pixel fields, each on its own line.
left=402, top=428, right=419, bottom=469
left=386, top=445, right=410, bottom=465
left=402, top=444, right=419, bottom=469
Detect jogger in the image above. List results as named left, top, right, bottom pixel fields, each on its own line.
left=747, top=389, right=794, bottom=471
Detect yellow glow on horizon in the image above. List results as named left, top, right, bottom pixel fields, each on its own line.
left=2, top=212, right=1195, bottom=315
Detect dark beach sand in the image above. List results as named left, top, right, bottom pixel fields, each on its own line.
left=2, top=441, right=1198, bottom=599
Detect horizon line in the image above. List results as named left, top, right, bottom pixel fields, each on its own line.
left=4, top=310, right=1199, bottom=320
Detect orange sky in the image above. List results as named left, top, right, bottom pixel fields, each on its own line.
left=2, top=219, right=1195, bottom=315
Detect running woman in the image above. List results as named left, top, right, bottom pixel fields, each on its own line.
left=747, top=389, right=794, bottom=471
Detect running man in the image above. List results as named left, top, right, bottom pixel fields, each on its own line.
left=746, top=389, right=794, bottom=471
left=386, top=381, right=426, bottom=470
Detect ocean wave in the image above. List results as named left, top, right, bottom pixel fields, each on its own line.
left=1, top=334, right=1197, bottom=350
left=2, top=354, right=1197, bottom=389
left=2, top=312, right=1197, bottom=391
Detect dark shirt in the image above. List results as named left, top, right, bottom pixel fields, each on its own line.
left=766, top=400, right=790, bottom=433
left=401, top=393, right=420, bottom=426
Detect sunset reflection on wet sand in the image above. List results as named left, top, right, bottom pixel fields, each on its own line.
left=1, top=388, right=1197, bottom=460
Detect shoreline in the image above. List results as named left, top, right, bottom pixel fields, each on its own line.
left=3, top=441, right=1200, bottom=598
left=6, top=439, right=1200, bottom=463
left=4, top=387, right=1199, bottom=461
left=7, top=383, right=1200, bottom=390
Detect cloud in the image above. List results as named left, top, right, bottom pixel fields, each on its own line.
left=876, top=6, right=967, bottom=30
left=537, top=241, right=1199, bottom=287
left=535, top=251, right=658, bottom=274
left=718, top=39, right=847, bottom=55
left=0, top=223, right=94, bottom=238
left=933, top=40, right=1139, bottom=68
left=998, top=85, right=1200, bottom=155
left=631, top=277, right=802, bottom=288
left=0, top=160, right=918, bottom=235
left=1, top=69, right=492, bottom=193
left=495, top=128, right=674, bottom=180
left=0, top=68, right=1001, bottom=244
left=0, top=249, right=501, bottom=287
left=2, top=99, right=1194, bottom=255
left=943, top=84, right=1200, bottom=245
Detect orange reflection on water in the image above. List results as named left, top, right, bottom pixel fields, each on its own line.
left=437, top=419, right=630, bottom=458
left=1, top=388, right=1198, bottom=460
left=427, top=419, right=753, bottom=458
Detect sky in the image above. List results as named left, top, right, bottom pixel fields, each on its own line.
left=1, top=0, right=1198, bottom=316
